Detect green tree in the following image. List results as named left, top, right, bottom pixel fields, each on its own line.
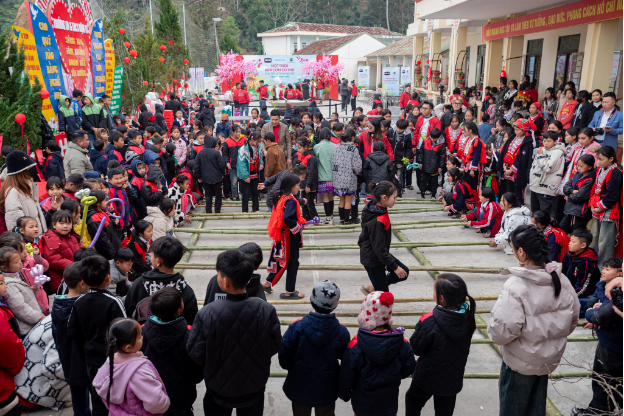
left=155, top=0, right=183, bottom=44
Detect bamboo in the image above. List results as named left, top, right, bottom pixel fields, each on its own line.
left=196, top=295, right=500, bottom=306
left=198, top=199, right=442, bottom=206
left=190, top=207, right=440, bottom=219
left=186, top=241, right=491, bottom=251
left=174, top=220, right=204, bottom=274
left=266, top=372, right=592, bottom=379
left=179, top=263, right=502, bottom=273
left=277, top=318, right=587, bottom=327
left=394, top=229, right=439, bottom=279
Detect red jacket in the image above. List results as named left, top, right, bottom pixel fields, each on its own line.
left=0, top=306, right=25, bottom=403
left=412, top=116, right=442, bottom=148
left=408, top=99, right=420, bottom=108
left=236, top=89, right=250, bottom=104
left=295, top=89, right=303, bottom=99
left=367, top=108, right=383, bottom=117
left=358, top=131, right=394, bottom=161
left=257, top=86, right=268, bottom=99
left=285, top=89, right=296, bottom=100
left=351, top=85, right=358, bottom=97
left=466, top=201, right=503, bottom=235
left=39, top=229, right=82, bottom=292
left=399, top=91, right=411, bottom=109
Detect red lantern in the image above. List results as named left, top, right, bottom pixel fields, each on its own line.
left=183, top=59, right=189, bottom=64
left=124, top=57, right=131, bottom=63
left=129, top=49, right=138, bottom=58
left=159, top=57, right=165, bottom=62
left=162, top=90, right=166, bottom=95
left=184, top=84, right=188, bottom=88
left=124, top=41, right=131, bottom=48
left=40, top=90, right=50, bottom=99
left=160, top=45, right=166, bottom=51
left=142, top=81, right=148, bottom=86
left=14, top=113, right=26, bottom=124
left=118, top=28, right=125, bottom=34
left=173, top=79, right=178, bottom=84
left=168, top=74, right=172, bottom=78
left=168, top=40, right=174, bottom=45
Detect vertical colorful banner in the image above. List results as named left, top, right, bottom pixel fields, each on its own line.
left=110, top=65, right=123, bottom=115
left=12, top=26, right=58, bottom=128
left=27, top=2, right=65, bottom=115
left=104, top=39, right=114, bottom=96
left=381, top=67, right=400, bottom=96
left=357, top=66, right=370, bottom=89
left=90, top=19, right=106, bottom=97
left=195, top=68, right=205, bottom=92
left=188, top=67, right=196, bottom=93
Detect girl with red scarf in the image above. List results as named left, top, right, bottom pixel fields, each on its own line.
left=357, top=118, right=394, bottom=160
left=498, top=119, right=535, bottom=205
left=461, top=121, right=487, bottom=193
left=442, top=168, right=477, bottom=219
left=444, top=115, right=462, bottom=155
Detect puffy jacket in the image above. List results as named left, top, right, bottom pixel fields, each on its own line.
left=129, top=159, right=148, bottom=220
left=58, top=94, right=81, bottom=134
left=39, top=229, right=81, bottom=292
left=4, top=273, right=42, bottom=335
left=194, top=145, right=225, bottom=184
left=339, top=81, right=350, bottom=97
left=105, top=143, right=125, bottom=163
left=487, top=263, right=580, bottom=375
left=86, top=209, right=120, bottom=260
left=494, top=206, right=532, bottom=254
left=197, top=107, right=216, bottom=128
left=64, top=141, right=94, bottom=176
left=204, top=273, right=266, bottom=305
left=141, top=316, right=203, bottom=414
left=410, top=305, right=473, bottom=396
left=313, top=135, right=336, bottom=183
left=138, top=104, right=153, bottom=131
left=332, top=141, right=362, bottom=193
left=529, top=142, right=566, bottom=196
left=45, top=151, right=65, bottom=180
left=4, top=185, right=47, bottom=236
left=215, top=121, right=231, bottom=138
left=145, top=206, right=174, bottom=241
left=90, top=148, right=108, bottom=175
left=264, top=142, right=286, bottom=179
left=93, top=352, right=170, bottom=415
left=0, top=306, right=25, bottom=404
left=51, top=295, right=89, bottom=386
left=279, top=312, right=350, bottom=408
left=187, top=293, right=282, bottom=408
left=358, top=202, right=397, bottom=271
left=563, top=170, right=595, bottom=218
left=561, top=248, right=600, bottom=299
left=339, top=328, right=415, bottom=416
left=222, top=135, right=247, bottom=169
left=81, top=93, right=107, bottom=135
left=141, top=166, right=165, bottom=207
left=388, top=130, right=412, bottom=163
left=236, top=142, right=263, bottom=181
left=363, top=151, right=393, bottom=185
left=416, top=137, right=446, bottom=174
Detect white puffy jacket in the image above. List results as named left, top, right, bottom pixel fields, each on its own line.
left=528, top=142, right=566, bottom=196
left=487, top=263, right=580, bottom=376
left=494, top=206, right=532, bottom=254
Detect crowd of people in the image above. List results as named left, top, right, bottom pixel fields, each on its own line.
left=0, top=74, right=621, bottom=416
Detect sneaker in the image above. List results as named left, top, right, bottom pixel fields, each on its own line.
left=571, top=408, right=598, bottom=415
left=351, top=217, right=361, bottom=224
left=324, top=216, right=333, bottom=225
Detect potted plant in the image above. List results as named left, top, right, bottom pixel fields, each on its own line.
left=415, top=60, right=422, bottom=75
left=458, top=82, right=465, bottom=88
left=457, top=71, right=465, bottom=80
left=432, top=69, right=441, bottom=77
left=433, top=76, right=441, bottom=85
left=477, top=81, right=483, bottom=91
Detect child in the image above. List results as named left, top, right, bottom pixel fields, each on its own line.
left=528, top=131, right=565, bottom=218
left=93, top=318, right=170, bottom=415
left=129, top=159, right=148, bottom=221
left=589, top=146, right=622, bottom=269
left=145, top=198, right=175, bottom=241
left=363, top=141, right=393, bottom=190
left=16, top=217, right=50, bottom=312
left=141, top=287, right=204, bottom=415
left=440, top=156, right=462, bottom=198
left=107, top=167, right=131, bottom=230
left=561, top=154, right=596, bottom=233
left=187, top=249, right=281, bottom=414
left=586, top=257, right=622, bottom=308
left=51, top=263, right=91, bottom=416
left=121, top=220, right=153, bottom=280
left=170, top=126, right=187, bottom=168
left=67, top=256, right=127, bottom=416
left=279, top=280, right=349, bottom=414
left=358, top=181, right=409, bottom=295
left=204, top=242, right=266, bottom=304
left=499, top=118, right=534, bottom=204
left=461, top=122, right=486, bottom=192
left=86, top=190, right=120, bottom=260
left=555, top=127, right=583, bottom=195
left=58, top=94, right=80, bottom=134
left=236, top=131, right=263, bottom=213
left=339, top=291, right=415, bottom=416
left=163, top=143, right=178, bottom=184
left=531, top=210, right=570, bottom=262
left=442, top=168, right=477, bottom=218
left=259, top=105, right=269, bottom=121
left=445, top=115, right=462, bottom=156
left=221, top=101, right=232, bottom=117
left=491, top=192, right=532, bottom=255
left=90, top=139, right=108, bottom=176
left=141, top=165, right=165, bottom=207
left=190, top=132, right=205, bottom=160
left=561, top=228, right=600, bottom=312
left=264, top=174, right=308, bottom=299
left=332, top=128, right=363, bottom=225
left=167, top=175, right=194, bottom=226
left=295, top=137, right=318, bottom=221
left=482, top=143, right=499, bottom=195
left=464, top=187, right=503, bottom=237
left=105, top=131, right=125, bottom=163
left=40, top=210, right=82, bottom=293
left=44, top=140, right=65, bottom=181
left=223, top=124, right=245, bottom=201
left=406, top=274, right=476, bottom=415
left=195, top=138, right=225, bottom=214
left=125, top=130, right=145, bottom=163
left=417, top=127, right=446, bottom=198
left=108, top=247, right=133, bottom=297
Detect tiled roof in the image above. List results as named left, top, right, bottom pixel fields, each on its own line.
left=366, top=36, right=415, bottom=57
left=259, top=22, right=403, bottom=37
left=296, top=34, right=363, bottom=55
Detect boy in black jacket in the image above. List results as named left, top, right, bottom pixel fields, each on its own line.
left=561, top=228, right=600, bottom=313
left=141, top=164, right=165, bottom=207
left=195, top=136, right=225, bottom=213
left=416, top=127, right=445, bottom=199
left=142, top=287, right=204, bottom=416
left=188, top=249, right=282, bottom=415
left=51, top=263, right=91, bottom=416
left=67, top=256, right=127, bottom=416
left=363, top=141, right=394, bottom=186
left=390, top=119, right=412, bottom=197
left=124, top=236, right=198, bottom=324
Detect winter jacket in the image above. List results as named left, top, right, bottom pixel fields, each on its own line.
left=389, top=130, right=412, bottom=163
left=195, top=145, right=225, bottom=184
left=126, top=144, right=146, bottom=164
left=172, top=138, right=187, bottom=167
left=487, top=263, right=580, bottom=375
left=261, top=122, right=292, bottom=162
left=222, top=135, right=247, bottom=169
left=410, top=305, right=473, bottom=396
left=166, top=182, right=194, bottom=226
left=571, top=101, right=598, bottom=129
left=142, top=316, right=203, bottom=414
left=197, top=107, right=216, bottom=128
left=107, top=260, right=131, bottom=297
left=417, top=137, right=446, bottom=174
left=314, top=138, right=336, bottom=183
left=563, top=170, right=595, bottom=218
left=4, top=185, right=47, bottom=235
left=125, top=269, right=197, bottom=325
left=64, top=141, right=93, bottom=176
left=58, top=94, right=81, bottom=134
left=129, top=159, right=148, bottom=220
left=279, top=312, right=350, bottom=408
left=529, top=142, right=566, bottom=196
left=0, top=305, right=25, bottom=405
left=358, top=132, right=395, bottom=161
left=440, top=110, right=465, bottom=132
left=145, top=206, right=174, bottom=241
left=4, top=273, right=41, bottom=335
left=45, top=151, right=65, bottom=180
left=466, top=200, right=504, bottom=235
left=236, top=142, right=264, bottom=182
left=187, top=293, right=282, bottom=408
left=39, top=229, right=80, bottom=291
left=358, top=202, right=397, bottom=271
left=561, top=248, right=600, bottom=299
left=363, top=151, right=393, bottom=185
left=109, top=183, right=130, bottom=226
left=81, top=93, right=107, bottom=135
left=51, top=295, right=89, bottom=386
left=559, top=100, right=578, bottom=129
left=494, top=206, right=532, bottom=254
left=585, top=299, right=622, bottom=353
left=87, top=208, right=120, bottom=260
left=298, top=149, right=318, bottom=192
left=215, top=121, right=231, bottom=138
left=141, top=166, right=165, bottom=207
left=204, top=273, right=266, bottom=305
left=262, top=169, right=289, bottom=208
left=587, top=280, right=610, bottom=307
left=339, top=81, right=350, bottom=97
left=93, top=352, right=170, bottom=415
left=339, top=328, right=415, bottom=416
left=138, top=104, right=153, bottom=131
left=153, top=104, right=168, bottom=135
left=21, top=254, right=49, bottom=314
left=90, top=148, right=108, bottom=176
left=332, top=141, right=362, bottom=193
left=105, top=143, right=125, bottom=163
left=265, top=142, right=286, bottom=179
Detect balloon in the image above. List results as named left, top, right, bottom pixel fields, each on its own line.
left=40, top=90, right=50, bottom=99
left=14, top=113, right=26, bottom=124
left=124, top=57, right=131, bottom=63
left=160, top=45, right=166, bottom=51
left=30, top=264, right=50, bottom=289
left=183, top=59, right=189, bottom=64
left=118, top=28, right=125, bottom=34
left=168, top=40, right=174, bottom=45
left=124, top=41, right=131, bottom=48
left=129, top=49, right=138, bottom=58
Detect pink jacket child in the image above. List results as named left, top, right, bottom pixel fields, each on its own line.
left=22, top=254, right=50, bottom=315
left=93, top=351, right=170, bottom=416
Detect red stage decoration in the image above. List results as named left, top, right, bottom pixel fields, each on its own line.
left=40, top=90, right=50, bottom=99
left=118, top=28, right=125, bottom=34
left=123, top=57, right=131, bottom=63
left=129, top=49, right=138, bottom=58
left=300, top=55, right=344, bottom=85
left=124, top=41, right=131, bottom=48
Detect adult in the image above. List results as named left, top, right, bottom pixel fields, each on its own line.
left=441, top=99, right=465, bottom=132
left=399, top=84, right=412, bottom=110
left=350, top=80, right=358, bottom=112
left=80, top=93, right=106, bottom=147
left=495, top=77, right=509, bottom=115
left=339, top=79, right=350, bottom=112
left=261, top=110, right=292, bottom=167
left=138, top=103, right=153, bottom=131
left=64, top=130, right=93, bottom=176
left=0, top=151, right=48, bottom=234
left=236, top=85, right=250, bottom=117
left=165, top=93, right=185, bottom=117
left=449, top=88, right=469, bottom=108
left=197, top=102, right=216, bottom=128
left=154, top=104, right=168, bottom=135
left=257, top=80, right=269, bottom=108
left=572, top=90, right=598, bottom=129
left=589, top=92, right=623, bottom=150
left=100, top=94, right=114, bottom=132
left=591, top=89, right=603, bottom=110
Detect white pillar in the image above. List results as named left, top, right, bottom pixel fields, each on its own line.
left=297, top=35, right=301, bottom=52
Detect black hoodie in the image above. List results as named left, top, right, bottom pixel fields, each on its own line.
left=51, top=295, right=89, bottom=385
left=204, top=273, right=266, bottom=305
left=154, top=104, right=168, bottom=135
left=363, top=151, right=394, bottom=184
left=141, top=316, right=204, bottom=414
left=124, top=269, right=198, bottom=325
left=358, top=202, right=397, bottom=271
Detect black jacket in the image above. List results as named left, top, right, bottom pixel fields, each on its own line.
left=358, top=202, right=397, bottom=271
left=154, top=104, right=168, bottom=135
left=141, top=165, right=165, bottom=207
left=196, top=107, right=216, bottom=128
left=187, top=293, right=282, bottom=407
left=165, top=100, right=185, bottom=117
left=51, top=295, right=89, bottom=385
left=572, top=102, right=598, bottom=128
left=388, top=129, right=412, bottom=162
left=410, top=306, right=473, bottom=396
left=561, top=248, right=600, bottom=298
left=195, top=145, right=225, bottom=184
left=67, top=288, right=127, bottom=367
left=497, top=134, right=533, bottom=189
left=138, top=104, right=153, bottom=131
left=279, top=312, right=350, bottom=408
left=440, top=110, right=464, bottom=132
left=339, top=328, right=415, bottom=416
left=125, top=269, right=198, bottom=325
left=262, top=168, right=289, bottom=208
left=300, top=149, right=318, bottom=192
left=363, top=152, right=393, bottom=185
left=45, top=151, right=65, bottom=180
left=141, top=316, right=204, bottom=414
left=204, top=273, right=266, bottom=305
left=86, top=208, right=120, bottom=260
left=125, top=233, right=152, bottom=279
left=563, top=170, right=595, bottom=218
left=417, top=137, right=446, bottom=174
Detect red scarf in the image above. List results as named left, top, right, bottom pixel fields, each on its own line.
left=267, top=194, right=306, bottom=243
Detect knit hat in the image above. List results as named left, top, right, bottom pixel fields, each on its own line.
left=517, top=91, right=531, bottom=102
left=514, top=118, right=536, bottom=132
left=310, top=280, right=340, bottom=312
left=357, top=291, right=394, bottom=331
left=5, top=151, right=35, bottom=176
left=221, top=114, right=229, bottom=121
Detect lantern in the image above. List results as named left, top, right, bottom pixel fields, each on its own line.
left=183, top=59, right=189, bottom=64
left=40, top=90, right=50, bottom=99
left=142, top=81, right=148, bottom=85
left=173, top=79, right=178, bottom=84
left=168, top=40, right=174, bottom=45
left=168, top=74, right=172, bottom=78
left=160, top=45, right=166, bottom=51
left=124, top=57, right=131, bottom=63
left=14, top=113, right=26, bottom=124
left=184, top=84, right=188, bottom=88
left=118, top=28, right=125, bottom=34
left=129, top=49, right=138, bottom=58
left=159, top=57, right=165, bottom=62
left=124, top=41, right=131, bottom=48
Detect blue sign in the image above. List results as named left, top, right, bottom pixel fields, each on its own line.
left=90, top=19, right=106, bottom=97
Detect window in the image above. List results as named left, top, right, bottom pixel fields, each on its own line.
left=464, top=46, right=470, bottom=87
left=524, top=39, right=543, bottom=88
left=475, top=45, right=486, bottom=87
left=553, top=34, right=583, bottom=91
left=609, top=51, right=622, bottom=93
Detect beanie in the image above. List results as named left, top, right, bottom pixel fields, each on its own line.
left=310, top=280, right=340, bottom=312
left=357, top=291, right=394, bottom=331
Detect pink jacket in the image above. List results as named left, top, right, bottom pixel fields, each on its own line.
left=173, top=138, right=187, bottom=167
left=22, top=254, right=50, bottom=314
left=93, top=352, right=170, bottom=416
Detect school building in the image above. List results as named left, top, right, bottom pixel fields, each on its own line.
left=407, top=0, right=623, bottom=103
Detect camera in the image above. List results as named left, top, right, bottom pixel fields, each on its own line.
left=594, top=127, right=605, bottom=135
left=611, top=287, right=623, bottom=311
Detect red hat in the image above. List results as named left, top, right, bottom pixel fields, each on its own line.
left=514, top=118, right=536, bottom=134
left=357, top=291, right=394, bottom=330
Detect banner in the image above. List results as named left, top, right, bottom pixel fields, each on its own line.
left=400, top=66, right=411, bottom=85
left=482, top=0, right=622, bottom=41
left=242, top=55, right=316, bottom=91
left=12, top=26, right=58, bottom=128
left=188, top=67, right=196, bottom=93
left=104, top=39, right=114, bottom=96
left=90, top=19, right=106, bottom=97
left=381, top=67, right=400, bottom=96
left=357, top=66, right=370, bottom=89
left=54, top=132, right=68, bottom=157
left=110, top=65, right=123, bottom=115
left=195, top=67, right=205, bottom=93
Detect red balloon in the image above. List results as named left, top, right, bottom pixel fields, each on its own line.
left=124, top=41, right=131, bottom=48
left=40, top=90, right=50, bottom=99
left=183, top=59, right=189, bottom=64
left=124, top=57, right=131, bottom=63
left=118, top=28, right=125, bottom=34
left=129, top=49, right=138, bottom=58
left=15, top=113, right=26, bottom=124
left=160, top=45, right=166, bottom=51
left=168, top=40, right=174, bottom=45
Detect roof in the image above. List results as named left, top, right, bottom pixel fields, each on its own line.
left=296, top=34, right=364, bottom=55
left=366, top=36, right=415, bottom=57
left=259, top=22, right=404, bottom=37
